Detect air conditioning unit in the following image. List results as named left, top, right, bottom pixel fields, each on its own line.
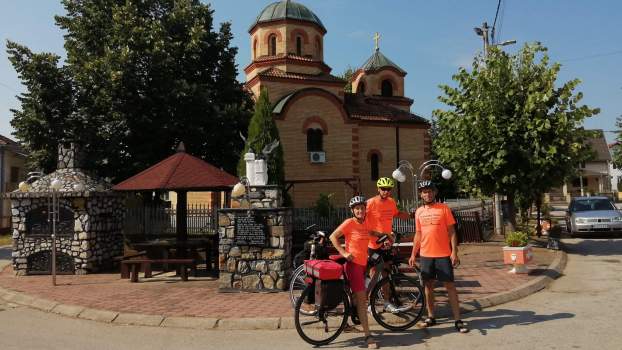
left=309, top=151, right=326, bottom=164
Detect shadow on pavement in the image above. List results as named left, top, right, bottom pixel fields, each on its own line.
left=366, top=308, right=574, bottom=346
left=561, top=238, right=622, bottom=256
left=465, top=308, right=574, bottom=336
left=0, top=247, right=11, bottom=261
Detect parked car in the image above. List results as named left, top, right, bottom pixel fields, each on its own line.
left=566, top=196, right=622, bottom=236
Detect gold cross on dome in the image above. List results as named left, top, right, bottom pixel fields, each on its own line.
left=374, top=32, right=381, bottom=51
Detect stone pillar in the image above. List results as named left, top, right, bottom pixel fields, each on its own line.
left=218, top=186, right=292, bottom=291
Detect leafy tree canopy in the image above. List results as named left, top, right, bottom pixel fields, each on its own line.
left=8, top=0, right=251, bottom=181
left=433, top=43, right=599, bottom=223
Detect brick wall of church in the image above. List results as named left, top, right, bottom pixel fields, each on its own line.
left=352, top=69, right=405, bottom=97
left=277, top=94, right=353, bottom=207
left=250, top=80, right=344, bottom=104
left=358, top=126, right=429, bottom=201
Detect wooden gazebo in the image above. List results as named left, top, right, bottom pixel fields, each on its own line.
left=113, top=144, right=238, bottom=243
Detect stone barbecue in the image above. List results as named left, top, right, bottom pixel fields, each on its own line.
left=6, top=143, right=124, bottom=275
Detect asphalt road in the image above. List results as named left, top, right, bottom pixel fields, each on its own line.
left=1, top=238, right=621, bottom=349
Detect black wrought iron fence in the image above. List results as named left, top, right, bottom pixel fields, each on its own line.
left=124, top=203, right=217, bottom=240
left=292, top=199, right=493, bottom=244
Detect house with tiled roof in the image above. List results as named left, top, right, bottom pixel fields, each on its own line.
left=1, top=134, right=27, bottom=231
left=245, top=0, right=430, bottom=206
left=550, top=130, right=613, bottom=202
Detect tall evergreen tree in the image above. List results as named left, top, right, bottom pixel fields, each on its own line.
left=7, top=42, right=76, bottom=172
left=238, top=88, right=285, bottom=186
left=7, top=0, right=251, bottom=181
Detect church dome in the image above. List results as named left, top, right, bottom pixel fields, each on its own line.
left=360, top=49, right=406, bottom=75
left=250, top=0, right=326, bottom=32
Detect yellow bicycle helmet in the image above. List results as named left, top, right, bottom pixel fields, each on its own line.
left=376, top=177, right=395, bottom=188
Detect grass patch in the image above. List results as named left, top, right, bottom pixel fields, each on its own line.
left=0, top=234, right=12, bottom=246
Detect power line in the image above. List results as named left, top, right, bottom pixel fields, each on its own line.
left=0, top=82, right=19, bottom=94
left=560, top=49, right=622, bottom=62
left=491, top=0, right=502, bottom=44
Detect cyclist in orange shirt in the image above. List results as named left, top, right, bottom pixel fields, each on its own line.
left=330, top=195, right=386, bottom=349
left=366, top=177, right=412, bottom=312
left=408, top=181, right=469, bottom=333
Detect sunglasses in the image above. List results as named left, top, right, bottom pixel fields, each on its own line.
left=379, top=187, right=392, bottom=191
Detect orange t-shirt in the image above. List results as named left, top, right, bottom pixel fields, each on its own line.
left=335, top=217, right=378, bottom=266
left=366, top=195, right=398, bottom=249
left=415, top=203, right=456, bottom=258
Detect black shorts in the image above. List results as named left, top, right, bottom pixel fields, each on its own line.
left=420, top=256, right=454, bottom=282
left=367, top=248, right=393, bottom=267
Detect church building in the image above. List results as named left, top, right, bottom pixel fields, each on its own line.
left=245, top=0, right=430, bottom=207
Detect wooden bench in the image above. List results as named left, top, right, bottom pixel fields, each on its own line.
left=116, top=251, right=148, bottom=279
left=121, top=259, right=196, bottom=282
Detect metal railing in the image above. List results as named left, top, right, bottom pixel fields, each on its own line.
left=123, top=203, right=217, bottom=240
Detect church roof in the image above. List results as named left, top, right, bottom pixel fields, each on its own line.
left=272, top=88, right=428, bottom=125
left=113, top=148, right=238, bottom=191
left=343, top=93, right=428, bottom=124
left=360, top=49, right=407, bottom=75
left=250, top=1, right=325, bottom=32
left=258, top=67, right=345, bottom=84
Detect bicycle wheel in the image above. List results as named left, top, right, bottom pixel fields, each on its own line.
left=294, top=286, right=349, bottom=346
left=289, top=265, right=307, bottom=308
left=369, top=275, right=425, bottom=331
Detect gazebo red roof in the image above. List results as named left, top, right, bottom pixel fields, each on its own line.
left=113, top=150, right=238, bottom=191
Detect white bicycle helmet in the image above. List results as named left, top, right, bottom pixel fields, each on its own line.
left=348, top=195, right=367, bottom=208
left=418, top=180, right=437, bottom=190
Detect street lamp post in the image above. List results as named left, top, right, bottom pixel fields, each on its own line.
left=49, top=178, right=62, bottom=286
left=392, top=160, right=452, bottom=210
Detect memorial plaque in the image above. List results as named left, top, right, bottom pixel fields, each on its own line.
left=234, top=215, right=267, bottom=246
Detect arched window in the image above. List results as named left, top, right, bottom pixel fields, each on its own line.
left=253, top=39, right=258, bottom=59
left=296, top=36, right=302, bottom=56
left=315, top=37, right=322, bottom=58
left=269, top=34, right=277, bottom=56
left=381, top=80, right=393, bottom=97
left=358, top=81, right=366, bottom=94
left=370, top=153, right=380, bottom=181
left=307, top=128, right=323, bottom=152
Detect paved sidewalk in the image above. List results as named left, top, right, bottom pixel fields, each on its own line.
left=0, top=242, right=564, bottom=329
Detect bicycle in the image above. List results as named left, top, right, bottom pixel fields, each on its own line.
left=289, top=225, right=328, bottom=307
left=293, top=234, right=425, bottom=345
left=368, top=232, right=426, bottom=331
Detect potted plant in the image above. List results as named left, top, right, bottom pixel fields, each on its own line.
left=503, top=230, right=533, bottom=274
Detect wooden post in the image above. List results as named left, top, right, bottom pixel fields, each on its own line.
left=176, top=190, right=188, bottom=258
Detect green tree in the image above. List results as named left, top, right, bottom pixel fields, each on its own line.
left=237, top=88, right=285, bottom=186
left=340, top=66, right=355, bottom=93
left=7, top=42, right=75, bottom=173
left=433, top=43, right=599, bottom=227
left=8, top=0, right=251, bottom=181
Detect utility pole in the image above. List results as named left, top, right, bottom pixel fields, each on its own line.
left=475, top=22, right=490, bottom=54
left=474, top=21, right=503, bottom=236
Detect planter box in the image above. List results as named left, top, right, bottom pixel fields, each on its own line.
left=503, top=245, right=533, bottom=274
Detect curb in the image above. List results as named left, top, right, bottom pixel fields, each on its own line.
left=0, top=250, right=567, bottom=331
left=436, top=249, right=567, bottom=318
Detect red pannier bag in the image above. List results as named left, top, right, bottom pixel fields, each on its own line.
left=304, top=260, right=344, bottom=310
left=304, top=260, right=343, bottom=280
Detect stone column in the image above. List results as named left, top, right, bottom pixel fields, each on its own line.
left=217, top=186, right=292, bottom=291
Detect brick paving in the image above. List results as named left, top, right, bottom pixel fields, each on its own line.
left=0, top=243, right=555, bottom=319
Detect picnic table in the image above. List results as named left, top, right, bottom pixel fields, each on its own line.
left=121, top=237, right=216, bottom=281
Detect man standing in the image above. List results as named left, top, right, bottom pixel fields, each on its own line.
left=366, top=177, right=411, bottom=312
left=408, top=181, right=469, bottom=333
